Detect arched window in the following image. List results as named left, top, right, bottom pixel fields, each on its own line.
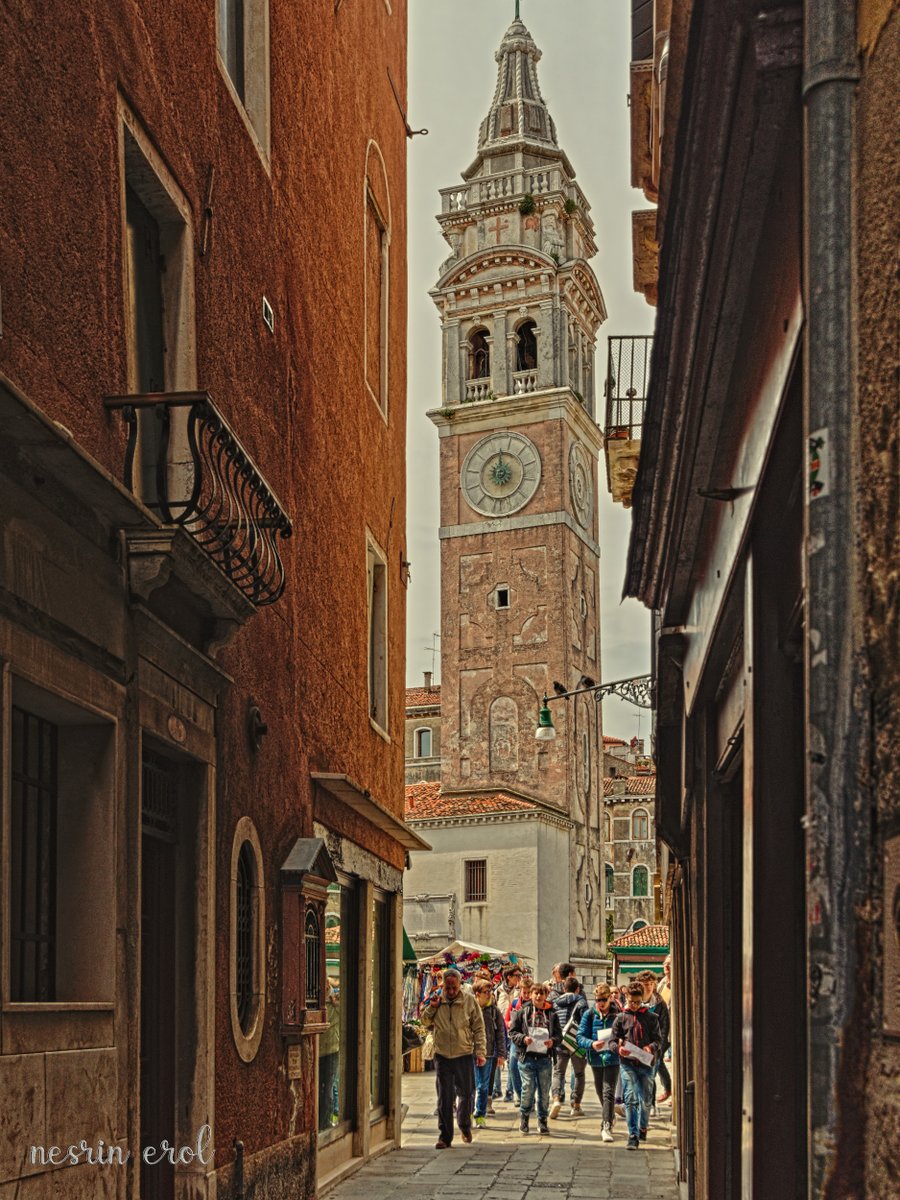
left=632, top=865, right=649, bottom=897
left=632, top=808, right=650, bottom=840
left=469, top=327, right=490, bottom=379
left=230, top=818, right=265, bottom=1060
left=605, top=862, right=615, bottom=907
left=515, top=319, right=537, bottom=371
left=305, top=906, right=322, bottom=1007
left=414, top=727, right=432, bottom=758
left=631, top=919, right=648, bottom=931
left=364, top=141, right=391, bottom=417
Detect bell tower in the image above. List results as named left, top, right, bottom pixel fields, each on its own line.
left=429, top=11, right=608, bottom=964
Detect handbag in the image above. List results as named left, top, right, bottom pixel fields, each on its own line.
left=560, top=1010, right=587, bottom=1058
left=422, top=1031, right=435, bottom=1061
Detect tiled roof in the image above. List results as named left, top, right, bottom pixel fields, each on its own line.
left=610, top=923, right=669, bottom=949
left=603, top=735, right=627, bottom=746
left=406, top=686, right=442, bottom=708
left=603, top=775, right=656, bottom=796
left=405, top=781, right=538, bottom=820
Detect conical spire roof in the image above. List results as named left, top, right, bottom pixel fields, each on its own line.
left=477, top=15, right=558, bottom=152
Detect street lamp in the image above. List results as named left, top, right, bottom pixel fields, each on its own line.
left=534, top=675, right=653, bottom=739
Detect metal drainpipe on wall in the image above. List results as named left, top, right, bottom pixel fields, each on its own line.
left=802, top=3, right=862, bottom=1195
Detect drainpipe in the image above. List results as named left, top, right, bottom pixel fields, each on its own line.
left=802, top=4, right=861, bottom=1197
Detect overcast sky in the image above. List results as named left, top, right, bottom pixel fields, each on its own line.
left=405, top=0, right=654, bottom=742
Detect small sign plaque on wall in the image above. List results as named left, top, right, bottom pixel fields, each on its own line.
left=287, top=1045, right=303, bottom=1079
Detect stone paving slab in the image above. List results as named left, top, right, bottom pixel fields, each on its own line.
left=326, top=1073, right=680, bottom=1200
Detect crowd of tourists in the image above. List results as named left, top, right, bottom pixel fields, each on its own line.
left=420, top=958, right=672, bottom=1150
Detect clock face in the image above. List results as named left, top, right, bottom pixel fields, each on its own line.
left=461, top=432, right=542, bottom=517
left=569, top=441, right=594, bottom=529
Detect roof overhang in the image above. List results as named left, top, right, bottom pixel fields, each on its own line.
left=312, top=772, right=432, bottom=853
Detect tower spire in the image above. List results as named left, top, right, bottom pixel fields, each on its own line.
left=515, top=0, right=520, bottom=19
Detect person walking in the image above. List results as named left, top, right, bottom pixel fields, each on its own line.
left=509, top=981, right=562, bottom=1135
left=421, top=967, right=486, bottom=1149
left=638, top=970, right=672, bottom=1104
left=612, top=981, right=661, bottom=1150
left=473, top=979, right=505, bottom=1127
left=577, top=983, right=620, bottom=1142
left=504, top=976, right=531, bottom=1106
left=549, top=975, right=588, bottom=1118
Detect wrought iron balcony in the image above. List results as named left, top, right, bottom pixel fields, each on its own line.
left=104, top=391, right=292, bottom=606
left=604, top=335, right=653, bottom=508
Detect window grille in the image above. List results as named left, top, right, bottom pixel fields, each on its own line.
left=305, top=906, right=321, bottom=1007
left=142, top=750, right=178, bottom=841
left=236, top=841, right=255, bottom=1033
left=632, top=809, right=650, bottom=840
left=10, top=707, right=58, bottom=1002
left=464, top=859, right=487, bottom=903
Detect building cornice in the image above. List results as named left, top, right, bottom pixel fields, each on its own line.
left=428, top=387, right=605, bottom=454
left=407, top=808, right=573, bottom=832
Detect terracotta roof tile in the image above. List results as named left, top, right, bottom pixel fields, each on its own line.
left=603, top=775, right=657, bottom=796
left=405, top=781, right=538, bottom=820
left=405, top=686, right=442, bottom=708
left=610, top=923, right=669, bottom=949
left=603, top=735, right=627, bottom=746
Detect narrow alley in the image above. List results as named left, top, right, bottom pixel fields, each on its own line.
left=326, top=1074, right=681, bottom=1200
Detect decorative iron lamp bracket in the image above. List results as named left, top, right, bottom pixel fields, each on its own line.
left=535, top=674, right=653, bottom=740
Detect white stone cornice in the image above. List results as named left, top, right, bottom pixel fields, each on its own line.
left=407, top=809, right=573, bottom=832
left=439, top=510, right=601, bottom=558
left=428, top=386, right=605, bottom=453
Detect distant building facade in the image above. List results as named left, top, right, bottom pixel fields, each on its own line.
left=405, top=675, right=442, bottom=783
left=603, top=774, right=659, bottom=938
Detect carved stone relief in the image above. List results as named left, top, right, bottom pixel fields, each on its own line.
left=489, top=696, right=520, bottom=773
left=513, top=605, right=548, bottom=646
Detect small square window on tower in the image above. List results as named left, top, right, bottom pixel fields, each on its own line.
left=495, top=586, right=510, bottom=610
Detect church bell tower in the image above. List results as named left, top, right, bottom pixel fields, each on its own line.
left=429, top=11, right=608, bottom=965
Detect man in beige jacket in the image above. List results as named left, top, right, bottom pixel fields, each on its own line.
left=421, top=967, right=487, bottom=1148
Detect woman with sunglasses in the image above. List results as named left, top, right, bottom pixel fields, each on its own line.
left=576, top=983, right=621, bottom=1142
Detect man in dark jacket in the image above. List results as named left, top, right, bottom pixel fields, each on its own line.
left=550, top=976, right=588, bottom=1118
left=509, top=982, right=563, bottom=1135
left=611, top=981, right=661, bottom=1149
left=638, top=969, right=672, bottom=1103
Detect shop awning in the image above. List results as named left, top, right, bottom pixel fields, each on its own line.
left=311, top=772, right=432, bottom=853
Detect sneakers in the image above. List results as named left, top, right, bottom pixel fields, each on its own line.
left=570, top=1102, right=584, bottom=1117
left=658, top=1089, right=671, bottom=1103
left=486, top=1100, right=496, bottom=1114
left=639, top=1127, right=648, bottom=1141
left=627, top=1136, right=639, bottom=1150
left=503, top=1092, right=514, bottom=1102
left=520, top=1115, right=530, bottom=1134
left=615, top=1103, right=626, bottom=1118
left=549, top=1099, right=562, bottom=1119
left=601, top=1123, right=614, bottom=1143
left=435, top=1139, right=449, bottom=1150
left=538, top=1120, right=550, bottom=1135
left=474, top=1116, right=486, bottom=1129
left=460, top=1128, right=473, bottom=1144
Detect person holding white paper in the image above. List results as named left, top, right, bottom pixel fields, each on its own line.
left=509, top=981, right=562, bottom=1135
left=611, top=981, right=661, bottom=1150
left=577, top=983, right=621, bottom=1141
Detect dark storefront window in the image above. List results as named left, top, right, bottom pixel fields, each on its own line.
left=370, top=896, right=391, bottom=1111
left=318, top=880, right=357, bottom=1137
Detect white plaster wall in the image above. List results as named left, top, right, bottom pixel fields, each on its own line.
left=405, top=817, right=576, bottom=979
left=405, top=820, right=540, bottom=967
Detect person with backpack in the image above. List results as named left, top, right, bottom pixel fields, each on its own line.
left=549, top=975, right=588, bottom=1118
left=612, top=980, right=661, bottom=1150
left=577, top=982, right=621, bottom=1141
left=509, top=981, right=562, bottom=1135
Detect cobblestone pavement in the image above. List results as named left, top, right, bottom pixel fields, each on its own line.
left=327, top=1071, right=681, bottom=1200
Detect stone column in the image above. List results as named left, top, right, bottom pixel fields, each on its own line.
left=444, top=318, right=460, bottom=404
left=537, top=299, right=554, bottom=389
left=491, top=309, right=509, bottom=396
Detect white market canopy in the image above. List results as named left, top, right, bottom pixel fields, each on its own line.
left=416, top=940, right=532, bottom=966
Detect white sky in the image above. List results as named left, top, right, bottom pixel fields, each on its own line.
left=405, top=0, right=654, bottom=742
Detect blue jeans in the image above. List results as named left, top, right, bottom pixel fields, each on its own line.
left=474, top=1057, right=495, bottom=1117
left=619, top=1061, right=654, bottom=1140
left=507, top=1041, right=522, bottom=1101
left=519, top=1055, right=553, bottom=1121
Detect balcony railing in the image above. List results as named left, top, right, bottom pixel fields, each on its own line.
left=605, top=335, right=652, bottom=439
left=465, top=379, right=492, bottom=402
left=512, top=369, right=538, bottom=394
left=104, top=391, right=292, bottom=606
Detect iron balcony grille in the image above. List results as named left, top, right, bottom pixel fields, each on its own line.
left=105, top=391, right=292, bottom=606
left=605, top=335, right=652, bottom=441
